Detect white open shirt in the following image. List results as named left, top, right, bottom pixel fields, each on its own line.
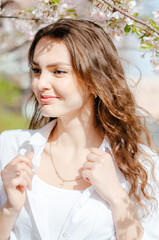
left=0, top=119, right=159, bottom=240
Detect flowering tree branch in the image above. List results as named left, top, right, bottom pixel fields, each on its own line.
left=0, top=15, right=41, bottom=21
left=0, top=0, right=159, bottom=73
left=100, top=0, right=159, bottom=35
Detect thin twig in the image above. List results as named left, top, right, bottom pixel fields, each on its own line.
left=99, top=0, right=159, bottom=35
left=0, top=15, right=44, bottom=22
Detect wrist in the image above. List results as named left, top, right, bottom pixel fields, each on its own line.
left=3, top=203, right=20, bottom=218
left=108, top=187, right=130, bottom=210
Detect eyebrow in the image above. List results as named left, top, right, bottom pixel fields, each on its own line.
left=32, top=61, right=71, bottom=67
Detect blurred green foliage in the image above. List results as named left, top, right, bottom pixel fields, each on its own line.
left=0, top=78, right=21, bottom=106
left=0, top=76, right=28, bottom=132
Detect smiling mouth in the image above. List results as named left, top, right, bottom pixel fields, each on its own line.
left=40, top=95, right=59, bottom=103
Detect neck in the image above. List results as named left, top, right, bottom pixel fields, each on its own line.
left=50, top=101, right=104, bottom=151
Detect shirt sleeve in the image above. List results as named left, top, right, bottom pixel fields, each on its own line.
left=0, top=132, right=18, bottom=240
left=0, top=132, right=7, bottom=209
left=0, top=133, right=3, bottom=186
left=139, top=145, right=159, bottom=239
left=0, top=133, right=4, bottom=208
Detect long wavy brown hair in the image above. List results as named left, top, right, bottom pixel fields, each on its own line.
left=27, top=18, right=157, bottom=216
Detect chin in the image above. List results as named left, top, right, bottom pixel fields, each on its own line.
left=40, top=104, right=56, bottom=117
left=41, top=111, right=57, bottom=118
left=41, top=108, right=62, bottom=118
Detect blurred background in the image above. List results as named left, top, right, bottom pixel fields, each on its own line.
left=0, top=0, right=159, bottom=148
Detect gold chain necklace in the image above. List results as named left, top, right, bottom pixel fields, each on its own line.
left=49, top=142, right=83, bottom=187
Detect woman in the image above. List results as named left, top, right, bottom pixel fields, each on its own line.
left=0, top=18, right=159, bottom=240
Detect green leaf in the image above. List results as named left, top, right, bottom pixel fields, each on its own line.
left=139, top=34, right=146, bottom=40
left=133, top=13, right=139, bottom=17
left=140, top=43, right=153, bottom=50
left=132, top=26, right=141, bottom=35
left=124, top=24, right=131, bottom=35
left=135, top=27, right=141, bottom=35
left=50, top=0, right=60, bottom=5
left=132, top=26, right=136, bottom=34
left=141, top=26, right=147, bottom=30
left=151, top=22, right=159, bottom=30
left=25, top=8, right=34, bottom=12
left=66, top=9, right=76, bottom=13
left=70, top=13, right=77, bottom=18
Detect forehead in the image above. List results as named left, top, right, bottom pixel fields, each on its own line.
left=33, top=37, right=71, bottom=65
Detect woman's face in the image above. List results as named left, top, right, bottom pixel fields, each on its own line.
left=31, top=37, right=93, bottom=119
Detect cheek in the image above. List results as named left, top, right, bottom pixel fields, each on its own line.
left=55, top=79, right=75, bottom=96
left=31, top=80, right=38, bottom=96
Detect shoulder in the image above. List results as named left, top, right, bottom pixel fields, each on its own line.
left=0, top=128, right=39, bottom=170
left=0, top=128, right=36, bottom=147
left=0, top=120, right=56, bottom=169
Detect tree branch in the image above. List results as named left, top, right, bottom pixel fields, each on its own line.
left=0, top=15, right=44, bottom=22
left=99, top=0, right=159, bottom=35
left=0, top=0, right=159, bottom=35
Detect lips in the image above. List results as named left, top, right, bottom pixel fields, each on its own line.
left=40, top=94, right=59, bottom=103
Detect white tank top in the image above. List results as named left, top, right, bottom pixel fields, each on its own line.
left=34, top=174, right=83, bottom=239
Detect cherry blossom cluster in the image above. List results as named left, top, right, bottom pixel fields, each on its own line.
left=0, top=0, right=159, bottom=73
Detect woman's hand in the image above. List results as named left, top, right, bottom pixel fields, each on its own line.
left=82, top=148, right=144, bottom=239
left=82, top=147, right=125, bottom=205
left=1, top=152, right=34, bottom=215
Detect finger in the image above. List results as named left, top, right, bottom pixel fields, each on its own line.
left=9, top=155, right=34, bottom=169
left=85, top=178, right=91, bottom=183
left=20, top=170, right=33, bottom=190
left=15, top=170, right=33, bottom=190
left=91, top=148, right=112, bottom=159
left=90, top=147, right=106, bottom=155
left=27, top=152, right=34, bottom=161
left=86, top=153, right=99, bottom=162
left=82, top=169, right=91, bottom=183
left=10, top=177, right=28, bottom=189
left=15, top=163, right=34, bottom=177
left=83, top=161, right=94, bottom=169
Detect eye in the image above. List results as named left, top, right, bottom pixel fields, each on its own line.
left=53, top=69, right=67, bottom=75
left=31, top=68, right=41, bottom=74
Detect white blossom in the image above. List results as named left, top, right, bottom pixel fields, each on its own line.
left=143, top=36, right=155, bottom=45
left=91, top=8, right=107, bottom=23
left=152, top=11, right=159, bottom=25
left=0, top=0, right=158, bottom=75
left=113, top=32, right=122, bottom=41
left=128, top=1, right=136, bottom=10
left=152, top=11, right=159, bottom=19
left=112, top=11, right=124, bottom=20
left=125, top=17, right=134, bottom=25
left=105, top=10, right=112, bottom=20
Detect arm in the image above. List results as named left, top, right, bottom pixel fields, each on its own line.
left=0, top=203, right=19, bottom=240
left=82, top=147, right=144, bottom=240
left=110, top=189, right=143, bottom=240
left=0, top=152, right=34, bottom=240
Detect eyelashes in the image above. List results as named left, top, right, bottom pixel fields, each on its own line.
left=31, top=68, right=40, bottom=74
left=53, top=70, right=68, bottom=75
left=31, top=68, right=68, bottom=76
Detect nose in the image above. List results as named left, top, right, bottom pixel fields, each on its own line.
left=37, top=71, right=52, bottom=91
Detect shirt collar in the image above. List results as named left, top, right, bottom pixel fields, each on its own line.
left=29, top=119, right=57, bottom=147
left=28, top=118, right=111, bottom=151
